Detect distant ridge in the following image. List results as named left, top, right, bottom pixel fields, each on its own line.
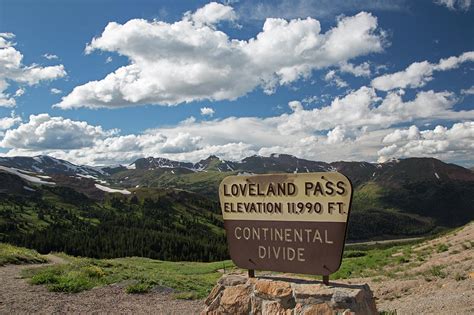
left=0, top=153, right=473, bottom=257
left=101, top=154, right=474, bottom=187
left=1, top=154, right=473, bottom=191
left=0, top=155, right=105, bottom=177
left=1, top=153, right=473, bottom=185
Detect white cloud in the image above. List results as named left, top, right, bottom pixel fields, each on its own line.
left=277, top=86, right=379, bottom=135
left=378, top=122, right=474, bottom=162
left=105, top=56, right=113, bottom=63
left=200, top=107, right=215, bottom=116
left=185, top=1, right=237, bottom=26
left=382, top=125, right=420, bottom=143
left=14, top=88, right=24, bottom=97
left=327, top=126, right=346, bottom=144
left=50, top=88, right=62, bottom=94
left=161, top=132, right=202, bottom=153
left=0, top=114, right=115, bottom=150
left=0, top=33, right=66, bottom=107
left=324, top=70, right=348, bottom=88
left=0, top=33, right=15, bottom=46
left=461, top=86, right=474, bottom=95
left=0, top=81, right=16, bottom=107
left=435, top=0, right=471, bottom=11
left=4, top=83, right=474, bottom=166
left=288, top=100, right=303, bottom=112
left=302, top=95, right=318, bottom=104
left=376, top=89, right=461, bottom=121
left=434, top=51, right=474, bottom=71
left=377, top=144, right=398, bottom=158
left=322, top=61, right=371, bottom=90
left=371, top=51, right=474, bottom=91
left=338, top=61, right=371, bottom=77
left=371, top=61, right=434, bottom=91
left=0, top=112, right=21, bottom=130
left=263, top=86, right=473, bottom=139
left=43, top=53, right=58, bottom=60
left=55, top=4, right=384, bottom=109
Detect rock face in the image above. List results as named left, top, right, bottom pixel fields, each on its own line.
left=201, top=274, right=377, bottom=315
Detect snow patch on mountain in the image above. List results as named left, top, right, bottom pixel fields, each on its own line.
left=23, top=186, right=36, bottom=192
left=36, top=175, right=52, bottom=179
left=0, top=155, right=107, bottom=177
left=0, top=166, right=56, bottom=185
left=95, top=184, right=131, bottom=195
left=77, top=173, right=108, bottom=184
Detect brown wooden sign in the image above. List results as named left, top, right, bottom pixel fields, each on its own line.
left=219, top=172, right=353, bottom=276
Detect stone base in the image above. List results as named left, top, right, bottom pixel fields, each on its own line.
left=201, top=274, right=377, bottom=315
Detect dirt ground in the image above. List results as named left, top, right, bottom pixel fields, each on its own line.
left=347, top=222, right=474, bottom=314
left=0, top=256, right=204, bottom=314
left=1, top=224, right=472, bottom=314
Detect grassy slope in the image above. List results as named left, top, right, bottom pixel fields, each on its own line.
left=115, top=170, right=445, bottom=239
left=17, top=240, right=426, bottom=297
left=18, top=234, right=450, bottom=298
left=5, top=223, right=472, bottom=299
left=111, top=169, right=233, bottom=199
left=0, top=243, right=47, bottom=266
left=22, top=253, right=232, bottom=298
left=0, top=188, right=103, bottom=235
left=348, top=182, right=438, bottom=240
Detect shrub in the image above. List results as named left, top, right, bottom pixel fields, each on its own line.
left=429, top=265, right=446, bottom=278
left=344, top=250, right=367, bottom=258
left=174, top=292, right=199, bottom=300
left=0, top=243, right=47, bottom=266
left=48, top=275, right=93, bottom=293
left=454, top=273, right=466, bottom=281
left=82, top=266, right=105, bottom=278
left=436, top=243, right=449, bottom=253
left=30, top=268, right=61, bottom=285
left=397, top=256, right=409, bottom=264
left=126, top=282, right=151, bottom=294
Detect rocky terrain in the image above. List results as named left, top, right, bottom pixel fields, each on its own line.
left=349, top=222, right=474, bottom=314
left=0, top=222, right=472, bottom=314
left=0, top=256, right=202, bottom=314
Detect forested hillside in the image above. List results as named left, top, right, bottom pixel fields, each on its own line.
left=0, top=179, right=226, bottom=261
left=0, top=154, right=473, bottom=260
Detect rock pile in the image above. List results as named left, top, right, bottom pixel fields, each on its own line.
left=201, top=274, right=377, bottom=314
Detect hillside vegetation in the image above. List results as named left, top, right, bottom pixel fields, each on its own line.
left=109, top=156, right=474, bottom=240
left=15, top=221, right=473, bottom=304
left=21, top=254, right=230, bottom=298
left=7, top=240, right=417, bottom=298
left=0, top=243, right=47, bottom=266
left=1, top=154, right=473, bottom=261
left=0, top=184, right=226, bottom=261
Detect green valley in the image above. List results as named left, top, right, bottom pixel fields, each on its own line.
left=0, top=182, right=226, bottom=261
left=0, top=154, right=473, bottom=261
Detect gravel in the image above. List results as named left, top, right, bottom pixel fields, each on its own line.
left=0, top=263, right=204, bottom=314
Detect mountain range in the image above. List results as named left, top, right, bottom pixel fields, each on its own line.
left=0, top=153, right=473, bottom=260
left=1, top=153, right=472, bottom=188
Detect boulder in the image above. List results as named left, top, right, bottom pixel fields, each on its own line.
left=201, top=274, right=377, bottom=315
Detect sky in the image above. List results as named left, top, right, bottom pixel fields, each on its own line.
left=0, top=0, right=473, bottom=167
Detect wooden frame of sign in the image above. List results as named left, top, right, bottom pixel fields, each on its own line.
left=219, top=172, right=353, bottom=284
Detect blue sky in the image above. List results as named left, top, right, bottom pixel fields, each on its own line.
left=0, top=0, right=473, bottom=166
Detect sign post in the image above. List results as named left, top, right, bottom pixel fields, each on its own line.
left=219, top=172, right=352, bottom=281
